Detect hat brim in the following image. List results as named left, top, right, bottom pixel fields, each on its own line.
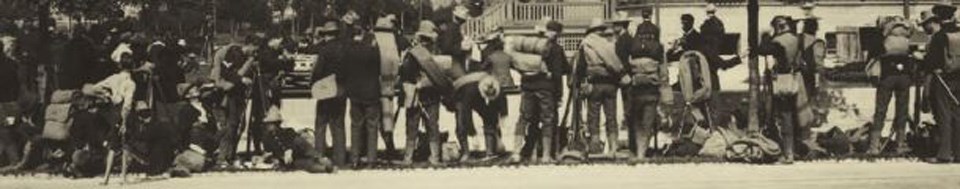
left=416, top=32, right=438, bottom=39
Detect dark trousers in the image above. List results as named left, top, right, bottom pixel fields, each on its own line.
left=315, top=97, right=346, bottom=166
left=215, top=96, right=246, bottom=163
left=932, top=75, right=960, bottom=160
left=586, top=83, right=618, bottom=143
left=622, top=89, right=636, bottom=153
left=517, top=89, right=557, bottom=158
left=456, top=96, right=504, bottom=156
left=405, top=99, right=441, bottom=161
left=871, top=75, right=912, bottom=153
left=775, top=94, right=799, bottom=160
left=250, top=77, right=282, bottom=154
left=628, top=93, right=658, bottom=158
left=350, top=100, right=381, bottom=163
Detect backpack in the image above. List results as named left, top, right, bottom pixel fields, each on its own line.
left=944, top=32, right=960, bottom=73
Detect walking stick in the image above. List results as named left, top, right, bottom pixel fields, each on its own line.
left=935, top=73, right=960, bottom=106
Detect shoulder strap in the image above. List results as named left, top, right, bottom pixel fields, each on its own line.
left=792, top=34, right=806, bottom=72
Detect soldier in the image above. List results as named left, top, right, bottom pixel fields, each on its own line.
left=343, top=23, right=383, bottom=166
left=700, top=3, right=725, bottom=92
left=310, top=20, right=349, bottom=167
left=455, top=30, right=512, bottom=161
left=626, top=8, right=669, bottom=161
left=512, top=19, right=567, bottom=163
left=249, top=34, right=294, bottom=161
left=923, top=3, right=960, bottom=164
left=372, top=14, right=408, bottom=158
left=400, top=21, right=445, bottom=165
left=609, top=12, right=634, bottom=154
left=582, top=18, right=624, bottom=157
left=758, top=16, right=802, bottom=164
left=869, top=17, right=914, bottom=155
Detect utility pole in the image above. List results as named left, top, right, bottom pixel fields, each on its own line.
left=903, top=0, right=911, bottom=19
left=747, top=0, right=760, bottom=133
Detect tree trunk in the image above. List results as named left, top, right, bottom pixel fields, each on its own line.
left=747, top=0, right=760, bottom=133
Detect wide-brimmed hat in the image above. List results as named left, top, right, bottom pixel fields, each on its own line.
left=416, top=21, right=439, bottom=39
left=587, top=18, right=608, bottom=33
left=801, top=2, right=816, bottom=10
left=374, top=14, right=397, bottom=30
left=316, top=20, right=340, bottom=34
left=705, top=3, right=718, bottom=13
left=607, top=11, right=631, bottom=26
left=933, top=0, right=957, bottom=20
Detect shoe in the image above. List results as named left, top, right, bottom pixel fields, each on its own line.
left=169, top=167, right=192, bottom=178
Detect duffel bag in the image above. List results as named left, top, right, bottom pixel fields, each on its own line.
left=506, top=36, right=549, bottom=55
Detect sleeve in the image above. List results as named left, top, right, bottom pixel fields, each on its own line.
left=545, top=44, right=569, bottom=76
left=400, top=54, right=421, bottom=84
left=924, top=33, right=948, bottom=72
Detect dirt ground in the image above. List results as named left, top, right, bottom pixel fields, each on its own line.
left=4, top=161, right=960, bottom=189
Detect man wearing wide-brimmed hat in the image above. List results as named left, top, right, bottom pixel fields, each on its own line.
left=399, top=20, right=445, bottom=165
left=512, top=17, right=567, bottom=163
left=453, top=28, right=512, bottom=161
left=582, top=18, right=625, bottom=158
left=310, top=19, right=350, bottom=168
left=923, top=1, right=960, bottom=164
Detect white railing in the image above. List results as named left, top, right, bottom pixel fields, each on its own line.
left=462, top=2, right=509, bottom=38
left=509, top=1, right=611, bottom=25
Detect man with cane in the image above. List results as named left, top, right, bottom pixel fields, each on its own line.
left=923, top=2, right=960, bottom=163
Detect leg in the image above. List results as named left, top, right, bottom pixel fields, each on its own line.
left=480, top=102, right=502, bottom=157
left=455, top=101, right=474, bottom=160
left=892, top=79, right=911, bottom=152
left=402, top=105, right=421, bottom=163
left=539, top=90, right=558, bottom=162
left=350, top=101, right=364, bottom=164
left=364, top=101, right=382, bottom=163
left=328, top=98, right=348, bottom=167
left=422, top=102, right=441, bottom=164
left=314, top=100, right=330, bottom=157
left=601, top=85, right=619, bottom=156
left=633, top=97, right=658, bottom=159
left=622, top=88, right=636, bottom=154
left=216, top=97, right=242, bottom=164
left=514, top=91, right=539, bottom=160
left=380, top=97, right=397, bottom=153
left=586, top=90, right=603, bottom=148
left=777, top=95, right=798, bottom=162
left=870, top=77, right=894, bottom=155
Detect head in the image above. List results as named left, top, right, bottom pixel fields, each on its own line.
left=771, top=16, right=794, bottom=34
left=681, top=14, right=695, bottom=31
left=544, top=21, right=563, bottom=40
left=316, top=20, right=340, bottom=42
left=705, top=4, right=717, bottom=17
left=802, top=2, right=816, bottom=16
left=641, top=8, right=653, bottom=20
left=802, top=19, right=818, bottom=35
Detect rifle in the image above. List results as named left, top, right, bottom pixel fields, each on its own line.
left=559, top=49, right=587, bottom=161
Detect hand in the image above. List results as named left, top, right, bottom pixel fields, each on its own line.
left=935, top=69, right=944, bottom=74
left=242, top=77, right=253, bottom=85
left=620, top=75, right=633, bottom=86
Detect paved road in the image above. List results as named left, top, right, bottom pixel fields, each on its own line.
left=4, top=162, right=960, bottom=189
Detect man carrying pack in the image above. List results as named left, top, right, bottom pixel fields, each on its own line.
left=512, top=19, right=567, bottom=163
left=400, top=21, right=447, bottom=165
left=869, top=17, right=915, bottom=155
left=757, top=16, right=803, bottom=164
left=310, top=20, right=349, bottom=168
left=582, top=18, right=624, bottom=158
left=625, top=7, right=669, bottom=161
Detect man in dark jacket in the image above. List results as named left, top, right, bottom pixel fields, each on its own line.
left=311, top=20, right=349, bottom=167
left=249, top=35, right=295, bottom=160
left=343, top=26, right=382, bottom=166
left=757, top=16, right=802, bottom=164
left=924, top=3, right=960, bottom=164
left=700, top=4, right=726, bottom=92
left=512, top=20, right=567, bottom=163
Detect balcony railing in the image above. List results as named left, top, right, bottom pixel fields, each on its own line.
left=462, top=0, right=612, bottom=38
